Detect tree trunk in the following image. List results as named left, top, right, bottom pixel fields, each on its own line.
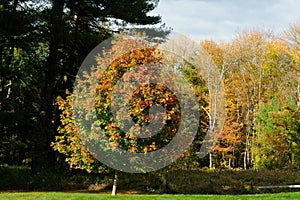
left=244, top=134, right=249, bottom=170
left=111, top=170, right=118, bottom=195
left=31, top=0, right=65, bottom=174
left=209, top=153, right=212, bottom=168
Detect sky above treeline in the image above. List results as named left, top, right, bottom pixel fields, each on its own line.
left=149, top=0, right=300, bottom=41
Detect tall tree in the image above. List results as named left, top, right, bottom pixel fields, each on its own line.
left=0, top=0, right=161, bottom=172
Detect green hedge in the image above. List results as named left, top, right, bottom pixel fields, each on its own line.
left=165, top=169, right=300, bottom=194
left=1, top=166, right=300, bottom=194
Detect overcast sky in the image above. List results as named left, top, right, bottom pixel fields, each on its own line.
left=149, top=0, right=300, bottom=42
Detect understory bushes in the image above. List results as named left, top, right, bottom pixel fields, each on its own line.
left=1, top=166, right=300, bottom=194
left=165, top=169, right=300, bottom=194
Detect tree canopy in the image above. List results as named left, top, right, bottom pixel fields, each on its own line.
left=0, top=0, right=299, bottom=176
left=0, top=0, right=161, bottom=172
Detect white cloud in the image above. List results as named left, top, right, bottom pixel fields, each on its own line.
left=150, top=0, right=300, bottom=41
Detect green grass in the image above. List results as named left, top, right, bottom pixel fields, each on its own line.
left=1, top=192, right=300, bottom=200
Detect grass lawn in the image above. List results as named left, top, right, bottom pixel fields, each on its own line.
left=1, top=192, right=300, bottom=200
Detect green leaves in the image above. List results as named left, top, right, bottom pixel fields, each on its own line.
left=253, top=99, right=300, bottom=169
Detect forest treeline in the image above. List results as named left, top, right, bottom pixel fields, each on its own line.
left=0, top=0, right=299, bottom=176
left=52, top=29, right=300, bottom=175
left=201, top=29, right=300, bottom=169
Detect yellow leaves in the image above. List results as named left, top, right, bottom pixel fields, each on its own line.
left=201, top=40, right=224, bottom=66
left=130, top=147, right=137, bottom=153
left=109, top=133, right=118, bottom=142
left=149, top=142, right=157, bottom=151
left=56, top=96, right=65, bottom=110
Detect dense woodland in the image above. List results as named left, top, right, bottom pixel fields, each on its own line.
left=52, top=29, right=300, bottom=174
left=0, top=0, right=300, bottom=180
left=0, top=0, right=162, bottom=173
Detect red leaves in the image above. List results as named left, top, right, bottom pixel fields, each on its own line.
left=52, top=35, right=182, bottom=172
